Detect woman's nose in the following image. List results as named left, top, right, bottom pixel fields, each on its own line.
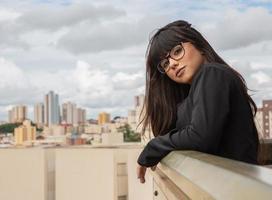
left=168, top=58, right=179, bottom=69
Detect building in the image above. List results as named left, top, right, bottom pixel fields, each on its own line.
left=77, top=108, right=86, bottom=125
left=128, top=110, right=136, bottom=130
left=255, top=100, right=272, bottom=139
left=8, top=105, right=28, bottom=123
left=85, top=123, right=101, bottom=134
left=127, top=95, right=145, bottom=132
left=101, top=132, right=124, bottom=145
left=34, top=103, right=44, bottom=128
left=44, top=91, right=60, bottom=127
left=62, top=102, right=76, bottom=125
left=66, top=133, right=87, bottom=145
left=14, top=120, right=36, bottom=146
left=98, top=112, right=111, bottom=125
left=127, top=94, right=152, bottom=143
left=62, top=102, right=86, bottom=126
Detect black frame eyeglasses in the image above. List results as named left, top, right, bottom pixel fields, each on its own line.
left=157, top=42, right=186, bottom=74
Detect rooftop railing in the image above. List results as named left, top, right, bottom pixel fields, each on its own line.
left=150, top=150, right=272, bottom=200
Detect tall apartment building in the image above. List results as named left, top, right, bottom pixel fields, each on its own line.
left=128, top=95, right=145, bottom=132
left=34, top=103, right=44, bottom=127
left=255, top=100, right=272, bottom=139
left=77, top=108, right=86, bottom=125
left=14, top=120, right=36, bottom=145
left=44, top=91, right=60, bottom=127
left=62, top=102, right=76, bottom=125
left=8, top=105, right=27, bottom=123
left=98, top=112, right=111, bottom=125
left=62, top=102, right=86, bottom=126
left=128, top=110, right=136, bottom=128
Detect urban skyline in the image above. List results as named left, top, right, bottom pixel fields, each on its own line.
left=7, top=90, right=88, bottom=125
left=1, top=89, right=143, bottom=122
left=4, top=91, right=272, bottom=139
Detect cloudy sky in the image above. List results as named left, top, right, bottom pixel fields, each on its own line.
left=0, top=0, right=272, bottom=121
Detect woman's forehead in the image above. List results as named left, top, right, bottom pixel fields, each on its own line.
left=153, top=41, right=176, bottom=60
left=149, top=29, right=186, bottom=62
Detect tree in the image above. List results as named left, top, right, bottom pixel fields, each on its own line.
left=0, top=123, right=21, bottom=135
left=117, top=123, right=141, bottom=142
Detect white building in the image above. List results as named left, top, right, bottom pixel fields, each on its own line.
left=34, top=103, right=44, bottom=128
left=62, top=102, right=86, bottom=126
left=128, top=94, right=152, bottom=143
left=8, top=105, right=28, bottom=123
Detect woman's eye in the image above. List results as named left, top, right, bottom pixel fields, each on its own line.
left=162, top=60, right=169, bottom=69
left=173, top=48, right=182, bottom=55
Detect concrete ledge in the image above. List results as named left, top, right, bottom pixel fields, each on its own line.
left=152, top=151, right=272, bottom=200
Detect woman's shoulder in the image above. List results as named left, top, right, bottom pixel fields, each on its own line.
left=191, top=62, right=236, bottom=87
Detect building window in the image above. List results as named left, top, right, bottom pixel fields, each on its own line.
left=265, top=104, right=268, bottom=107
left=118, top=195, right=127, bottom=200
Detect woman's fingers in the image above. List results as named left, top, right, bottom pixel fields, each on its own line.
left=137, top=164, right=158, bottom=183
left=137, top=164, right=147, bottom=183
left=151, top=165, right=157, bottom=171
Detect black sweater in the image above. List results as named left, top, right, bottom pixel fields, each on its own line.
left=137, top=62, right=259, bottom=167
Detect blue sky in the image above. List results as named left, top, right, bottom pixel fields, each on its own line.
left=0, top=0, right=272, bottom=121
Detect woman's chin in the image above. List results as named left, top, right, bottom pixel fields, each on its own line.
left=175, top=76, right=189, bottom=84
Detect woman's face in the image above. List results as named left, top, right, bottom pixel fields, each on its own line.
left=163, top=42, right=207, bottom=84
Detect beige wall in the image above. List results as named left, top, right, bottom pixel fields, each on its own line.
left=127, top=148, right=153, bottom=200
left=0, top=148, right=48, bottom=200
left=0, top=145, right=153, bottom=200
left=55, top=148, right=116, bottom=200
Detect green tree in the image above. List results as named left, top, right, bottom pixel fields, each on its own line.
left=0, top=123, right=22, bottom=135
left=117, top=123, right=141, bottom=142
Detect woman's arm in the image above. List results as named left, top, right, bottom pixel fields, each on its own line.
left=137, top=66, right=233, bottom=167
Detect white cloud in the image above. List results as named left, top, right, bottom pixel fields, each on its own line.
left=17, top=4, right=126, bottom=31
left=0, top=58, right=144, bottom=120
left=203, top=7, right=272, bottom=50
left=57, top=15, right=169, bottom=54
left=0, top=8, right=20, bottom=21
left=251, top=71, right=272, bottom=84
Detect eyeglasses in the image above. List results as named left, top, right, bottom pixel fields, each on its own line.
left=157, top=42, right=186, bottom=74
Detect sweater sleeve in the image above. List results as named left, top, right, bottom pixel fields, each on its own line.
left=137, top=67, right=233, bottom=167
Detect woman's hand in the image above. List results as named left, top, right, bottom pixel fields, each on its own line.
left=137, top=163, right=157, bottom=184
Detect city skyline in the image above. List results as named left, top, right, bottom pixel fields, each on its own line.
left=0, top=0, right=272, bottom=121
left=7, top=90, right=88, bottom=124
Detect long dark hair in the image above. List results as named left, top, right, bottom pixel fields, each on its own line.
left=138, top=20, right=266, bottom=165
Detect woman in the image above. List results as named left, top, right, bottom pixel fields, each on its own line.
left=136, top=20, right=262, bottom=184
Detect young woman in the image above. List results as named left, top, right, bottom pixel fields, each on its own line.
left=136, top=20, right=262, bottom=184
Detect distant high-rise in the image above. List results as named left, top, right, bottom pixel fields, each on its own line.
left=255, top=100, right=272, bottom=139
left=8, top=105, right=27, bottom=123
left=77, top=108, right=86, bottom=125
left=62, top=102, right=86, bottom=126
left=44, top=91, right=60, bottom=127
left=62, top=102, right=76, bottom=125
left=34, top=103, right=44, bottom=127
left=127, top=95, right=145, bottom=131
left=128, top=110, right=136, bottom=128
left=135, top=94, right=144, bottom=108
left=98, top=112, right=110, bottom=125
left=130, top=94, right=152, bottom=142
left=8, top=110, right=12, bottom=123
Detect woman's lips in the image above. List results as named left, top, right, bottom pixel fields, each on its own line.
left=176, top=66, right=186, bottom=77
